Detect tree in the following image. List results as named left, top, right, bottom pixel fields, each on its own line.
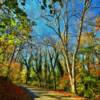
left=36, top=0, right=98, bottom=93
left=48, top=48, right=59, bottom=90
left=0, top=0, right=33, bottom=79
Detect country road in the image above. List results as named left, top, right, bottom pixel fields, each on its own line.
left=20, top=85, right=87, bottom=100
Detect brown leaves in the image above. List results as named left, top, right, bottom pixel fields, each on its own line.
left=96, top=17, right=100, bottom=31
left=0, top=77, right=33, bottom=100
left=80, top=32, right=94, bottom=47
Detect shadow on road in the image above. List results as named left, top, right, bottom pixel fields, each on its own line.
left=19, top=86, right=40, bottom=100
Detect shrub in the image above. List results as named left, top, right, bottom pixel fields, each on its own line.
left=76, top=73, right=97, bottom=99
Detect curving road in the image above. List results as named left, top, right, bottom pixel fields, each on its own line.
left=20, top=85, right=86, bottom=100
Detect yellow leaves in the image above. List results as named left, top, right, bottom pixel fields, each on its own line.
left=6, top=45, right=14, bottom=53
left=80, top=32, right=94, bottom=47
left=11, top=19, right=16, bottom=26
left=0, top=34, right=21, bottom=46
left=95, top=17, right=100, bottom=31
left=8, top=34, right=15, bottom=40
left=95, top=45, right=100, bottom=52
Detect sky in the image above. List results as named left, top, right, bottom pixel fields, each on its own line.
left=21, top=0, right=100, bottom=40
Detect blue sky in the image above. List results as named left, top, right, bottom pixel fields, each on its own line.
left=22, top=0, right=100, bottom=40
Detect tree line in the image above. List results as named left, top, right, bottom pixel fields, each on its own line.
left=0, top=0, right=100, bottom=99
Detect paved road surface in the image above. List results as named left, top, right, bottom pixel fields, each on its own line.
left=20, top=85, right=86, bottom=100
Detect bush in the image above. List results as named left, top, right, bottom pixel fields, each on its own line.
left=76, top=73, right=97, bottom=99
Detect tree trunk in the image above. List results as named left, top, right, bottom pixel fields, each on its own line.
left=44, top=64, right=47, bottom=88
left=52, top=70, right=56, bottom=90
left=67, top=70, right=76, bottom=93
left=70, top=78, right=75, bottom=93
left=26, top=68, right=30, bottom=84
left=64, top=54, right=76, bottom=94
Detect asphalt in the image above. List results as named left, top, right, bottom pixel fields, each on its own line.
left=19, top=85, right=87, bottom=100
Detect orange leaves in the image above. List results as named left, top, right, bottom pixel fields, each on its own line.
left=95, top=64, right=100, bottom=76
left=15, top=87, right=24, bottom=95
left=10, top=60, right=21, bottom=69
left=62, top=74, right=70, bottom=80
left=96, top=17, right=100, bottom=31
left=9, top=61, right=22, bottom=81
left=59, top=74, right=70, bottom=89
left=96, top=70, right=100, bottom=76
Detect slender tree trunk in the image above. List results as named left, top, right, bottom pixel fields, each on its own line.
left=69, top=0, right=91, bottom=94
left=64, top=53, right=76, bottom=93
left=70, top=78, right=75, bottom=93
left=38, top=75, right=41, bottom=87
left=48, top=67, right=51, bottom=89
left=44, top=65, right=47, bottom=88
left=52, top=69, right=56, bottom=90
left=26, top=68, right=30, bottom=84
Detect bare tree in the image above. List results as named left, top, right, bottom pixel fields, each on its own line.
left=39, top=0, right=93, bottom=93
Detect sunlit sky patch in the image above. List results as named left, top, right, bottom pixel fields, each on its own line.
left=19, top=0, right=100, bottom=40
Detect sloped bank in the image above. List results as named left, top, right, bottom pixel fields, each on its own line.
left=0, top=77, right=33, bottom=100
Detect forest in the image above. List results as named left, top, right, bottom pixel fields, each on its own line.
left=0, top=0, right=100, bottom=100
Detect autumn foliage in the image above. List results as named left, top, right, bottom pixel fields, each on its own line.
left=0, top=77, right=32, bottom=100
left=96, top=17, right=100, bottom=31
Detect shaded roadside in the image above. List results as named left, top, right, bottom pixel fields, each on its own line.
left=18, top=85, right=40, bottom=100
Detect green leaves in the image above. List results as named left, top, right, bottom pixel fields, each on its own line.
left=0, top=0, right=33, bottom=46
left=0, top=34, right=21, bottom=46
left=84, top=76, right=96, bottom=83
left=76, top=72, right=97, bottom=98
left=11, top=19, right=16, bottom=26
left=79, top=46, right=94, bottom=53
